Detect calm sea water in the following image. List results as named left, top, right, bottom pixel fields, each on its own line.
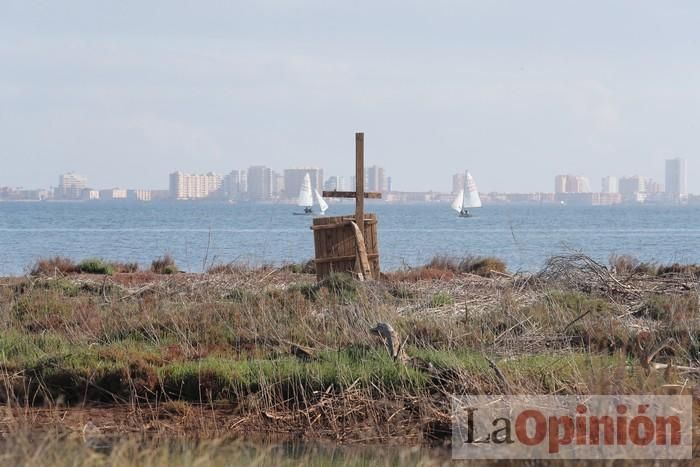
left=0, top=201, right=698, bottom=276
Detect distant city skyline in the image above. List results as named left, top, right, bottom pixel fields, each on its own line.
left=0, top=157, right=691, bottom=197
left=2, top=2, right=700, bottom=194
left=2, top=156, right=694, bottom=206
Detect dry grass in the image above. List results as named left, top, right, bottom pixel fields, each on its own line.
left=426, top=255, right=508, bottom=277
left=207, top=261, right=276, bottom=275
left=3, top=253, right=700, bottom=450
left=384, top=255, right=507, bottom=282
left=0, top=433, right=454, bottom=467
left=30, top=256, right=79, bottom=275
left=610, top=253, right=700, bottom=278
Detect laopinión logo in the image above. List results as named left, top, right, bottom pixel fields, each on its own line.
left=452, top=395, right=692, bottom=460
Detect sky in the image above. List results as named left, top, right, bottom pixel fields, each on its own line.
left=1, top=1, right=698, bottom=193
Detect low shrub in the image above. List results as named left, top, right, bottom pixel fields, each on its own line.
left=151, top=254, right=178, bottom=274
left=295, top=273, right=358, bottom=302
left=426, top=255, right=460, bottom=272
left=280, top=260, right=316, bottom=274
left=609, top=254, right=657, bottom=276
left=289, top=283, right=321, bottom=301
left=77, top=258, right=115, bottom=275
left=458, top=257, right=507, bottom=277
left=429, top=292, right=454, bottom=307
left=30, top=257, right=78, bottom=276
left=320, top=273, right=357, bottom=298
left=424, top=255, right=507, bottom=277
left=656, top=263, right=700, bottom=278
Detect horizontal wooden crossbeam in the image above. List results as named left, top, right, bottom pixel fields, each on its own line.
left=314, top=253, right=379, bottom=264
left=310, top=219, right=377, bottom=231
left=322, top=191, right=382, bottom=199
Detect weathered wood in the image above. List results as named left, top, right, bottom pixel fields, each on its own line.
left=355, top=132, right=364, bottom=233
left=322, top=191, right=382, bottom=199
left=311, top=132, right=381, bottom=281
left=314, top=253, right=379, bottom=264
left=312, top=214, right=379, bottom=280
left=310, top=219, right=377, bottom=230
left=350, top=220, right=372, bottom=279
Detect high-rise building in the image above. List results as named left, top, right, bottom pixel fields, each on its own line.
left=272, top=172, right=284, bottom=197
left=665, top=158, right=688, bottom=203
left=601, top=176, right=619, bottom=193
left=619, top=175, right=647, bottom=203
left=57, top=172, right=87, bottom=199
left=239, top=170, right=247, bottom=194
left=324, top=176, right=352, bottom=192
left=365, top=165, right=387, bottom=192
left=169, top=172, right=223, bottom=200
left=554, top=175, right=590, bottom=193
left=646, top=179, right=663, bottom=195
left=223, top=170, right=244, bottom=200
left=283, top=168, right=324, bottom=200
left=554, top=175, right=567, bottom=194
left=246, top=166, right=273, bottom=201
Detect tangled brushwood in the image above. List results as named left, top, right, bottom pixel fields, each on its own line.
left=1, top=254, right=699, bottom=448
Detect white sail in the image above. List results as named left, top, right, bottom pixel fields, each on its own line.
left=297, top=173, right=313, bottom=207
left=314, top=189, right=328, bottom=214
left=463, top=171, right=482, bottom=208
left=451, top=189, right=464, bottom=212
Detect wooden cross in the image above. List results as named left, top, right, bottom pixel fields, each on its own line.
left=322, top=132, right=381, bottom=279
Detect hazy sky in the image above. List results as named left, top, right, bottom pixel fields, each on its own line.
left=1, top=1, right=698, bottom=193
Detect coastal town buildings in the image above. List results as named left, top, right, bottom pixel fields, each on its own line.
left=365, top=165, right=387, bottom=192
left=601, top=176, right=619, bottom=193
left=554, top=175, right=590, bottom=194
left=57, top=172, right=87, bottom=199
left=665, top=158, right=688, bottom=203
left=324, top=176, right=352, bottom=192
left=246, top=166, right=274, bottom=201
left=169, top=172, right=223, bottom=200
left=99, top=188, right=128, bottom=200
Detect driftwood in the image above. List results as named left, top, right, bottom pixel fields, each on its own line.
left=537, top=253, right=642, bottom=298
left=370, top=323, right=408, bottom=362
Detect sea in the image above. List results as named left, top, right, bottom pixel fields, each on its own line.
left=0, top=201, right=698, bottom=276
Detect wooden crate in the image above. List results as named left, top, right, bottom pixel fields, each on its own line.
left=311, top=213, right=379, bottom=280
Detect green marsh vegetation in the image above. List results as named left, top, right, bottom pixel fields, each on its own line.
left=2, top=253, right=699, bottom=448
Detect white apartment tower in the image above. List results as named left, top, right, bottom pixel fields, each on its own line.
left=169, top=172, right=223, bottom=200
left=665, top=158, right=688, bottom=203
left=58, top=172, right=88, bottom=199
left=601, top=176, right=619, bottom=193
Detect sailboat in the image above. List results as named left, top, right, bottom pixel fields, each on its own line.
left=314, top=189, right=328, bottom=215
left=294, top=173, right=329, bottom=215
left=451, top=170, right=482, bottom=217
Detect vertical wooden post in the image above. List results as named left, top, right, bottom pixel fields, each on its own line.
left=355, top=132, right=364, bottom=226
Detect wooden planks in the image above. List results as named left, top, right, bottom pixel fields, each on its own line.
left=349, top=220, right=371, bottom=280
left=311, top=132, right=381, bottom=281
left=321, top=191, right=382, bottom=199
left=355, top=132, right=364, bottom=235
left=312, top=214, right=379, bottom=280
